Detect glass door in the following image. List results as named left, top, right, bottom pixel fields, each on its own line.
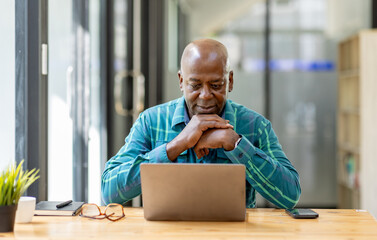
left=48, top=0, right=102, bottom=204
left=109, top=0, right=145, bottom=206
left=48, top=0, right=74, bottom=201
left=0, top=1, right=15, bottom=170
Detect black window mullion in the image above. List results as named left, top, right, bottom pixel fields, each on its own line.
left=15, top=0, right=48, bottom=202
left=373, top=0, right=377, bottom=28
left=72, top=0, right=90, bottom=202
left=264, top=0, right=271, bottom=121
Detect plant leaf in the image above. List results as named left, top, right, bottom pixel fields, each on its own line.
left=0, top=160, right=40, bottom=206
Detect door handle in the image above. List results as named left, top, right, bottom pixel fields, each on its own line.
left=66, top=66, right=74, bottom=118
left=114, top=70, right=145, bottom=118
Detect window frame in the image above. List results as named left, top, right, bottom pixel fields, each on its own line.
left=15, top=0, right=48, bottom=201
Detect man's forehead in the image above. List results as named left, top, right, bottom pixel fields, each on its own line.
left=182, top=44, right=227, bottom=69
left=182, top=58, right=227, bottom=77
left=187, top=78, right=225, bottom=83
left=184, top=53, right=226, bottom=67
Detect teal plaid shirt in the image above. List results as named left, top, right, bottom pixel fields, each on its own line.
left=101, top=97, right=301, bottom=208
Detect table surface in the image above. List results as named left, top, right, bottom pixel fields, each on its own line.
left=2, top=208, right=377, bottom=239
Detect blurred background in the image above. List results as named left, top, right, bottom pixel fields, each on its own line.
left=1, top=0, right=376, bottom=217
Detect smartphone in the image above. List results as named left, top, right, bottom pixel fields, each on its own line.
left=285, top=208, right=319, bottom=219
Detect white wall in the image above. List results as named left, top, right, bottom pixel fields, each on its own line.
left=326, top=0, right=371, bottom=41
left=181, top=0, right=261, bottom=39
left=0, top=1, right=15, bottom=171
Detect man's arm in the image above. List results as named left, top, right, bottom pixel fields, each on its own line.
left=101, top=113, right=233, bottom=204
left=193, top=128, right=239, bottom=159
left=166, top=114, right=233, bottom=160
left=194, top=120, right=301, bottom=209
left=101, top=113, right=171, bottom=205
left=225, top=120, right=301, bottom=209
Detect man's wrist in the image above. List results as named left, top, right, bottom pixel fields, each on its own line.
left=166, top=136, right=188, bottom=161
left=223, top=131, right=241, bottom=151
left=234, top=135, right=242, bottom=149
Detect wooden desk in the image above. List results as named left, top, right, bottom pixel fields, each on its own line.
left=2, top=208, right=377, bottom=239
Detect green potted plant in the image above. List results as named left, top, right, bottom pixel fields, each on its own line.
left=0, top=160, right=39, bottom=232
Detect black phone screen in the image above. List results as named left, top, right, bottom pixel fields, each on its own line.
left=285, top=209, right=319, bottom=219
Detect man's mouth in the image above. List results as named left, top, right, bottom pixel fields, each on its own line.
left=196, top=105, right=217, bottom=113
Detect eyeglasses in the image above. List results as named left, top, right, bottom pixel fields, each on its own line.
left=79, top=203, right=125, bottom=221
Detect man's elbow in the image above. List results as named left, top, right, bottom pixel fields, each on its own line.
left=285, top=182, right=301, bottom=209
left=101, top=177, right=112, bottom=205
left=101, top=175, right=136, bottom=205
left=101, top=172, right=120, bottom=205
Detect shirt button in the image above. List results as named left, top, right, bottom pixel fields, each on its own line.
left=238, top=153, right=243, bottom=158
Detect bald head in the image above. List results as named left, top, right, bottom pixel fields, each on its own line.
left=180, top=39, right=230, bottom=77
left=178, top=39, right=234, bottom=118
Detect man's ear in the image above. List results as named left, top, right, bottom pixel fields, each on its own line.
left=178, top=70, right=184, bottom=92
left=228, top=71, right=234, bottom=92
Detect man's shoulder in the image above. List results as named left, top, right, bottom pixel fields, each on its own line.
left=227, top=99, right=267, bottom=121
left=227, top=100, right=272, bottom=135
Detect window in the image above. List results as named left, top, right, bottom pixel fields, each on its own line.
left=0, top=1, right=15, bottom=170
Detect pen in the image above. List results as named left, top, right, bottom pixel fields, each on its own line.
left=56, top=200, right=73, bottom=208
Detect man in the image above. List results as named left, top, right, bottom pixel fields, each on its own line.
left=101, top=39, right=301, bottom=209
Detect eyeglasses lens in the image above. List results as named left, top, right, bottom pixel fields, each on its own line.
left=82, top=205, right=101, bottom=217
left=105, top=204, right=124, bottom=220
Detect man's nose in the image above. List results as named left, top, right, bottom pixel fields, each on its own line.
left=199, top=85, right=212, bottom=100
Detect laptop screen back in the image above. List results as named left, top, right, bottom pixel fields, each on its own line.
left=140, top=163, right=246, bottom=221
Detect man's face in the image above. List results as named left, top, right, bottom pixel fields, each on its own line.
left=179, top=57, right=233, bottom=118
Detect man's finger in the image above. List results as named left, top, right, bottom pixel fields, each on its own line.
left=198, top=149, right=205, bottom=159
left=199, top=121, right=233, bottom=131
left=194, top=114, right=230, bottom=124
left=204, top=148, right=209, bottom=155
left=194, top=146, right=202, bottom=159
left=194, top=146, right=199, bottom=158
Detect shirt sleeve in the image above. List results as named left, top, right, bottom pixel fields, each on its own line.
left=101, top=112, right=171, bottom=205
left=224, top=120, right=301, bottom=209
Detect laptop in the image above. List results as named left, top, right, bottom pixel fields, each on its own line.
left=140, top=163, right=246, bottom=221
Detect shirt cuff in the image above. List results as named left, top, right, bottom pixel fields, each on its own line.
left=224, top=135, right=257, bottom=165
left=147, top=143, right=172, bottom=163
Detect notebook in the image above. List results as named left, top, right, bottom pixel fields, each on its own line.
left=34, top=201, right=85, bottom=216
left=140, top=163, right=246, bottom=221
